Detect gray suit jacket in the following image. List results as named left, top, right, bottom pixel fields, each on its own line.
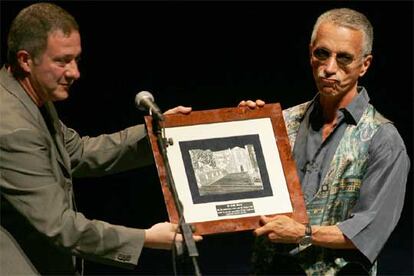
left=0, top=66, right=155, bottom=275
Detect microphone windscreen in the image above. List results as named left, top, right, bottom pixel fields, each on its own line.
left=135, top=91, right=154, bottom=111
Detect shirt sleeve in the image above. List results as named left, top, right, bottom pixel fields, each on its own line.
left=63, top=124, right=154, bottom=178
left=338, top=123, right=410, bottom=263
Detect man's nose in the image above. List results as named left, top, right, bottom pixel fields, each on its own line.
left=324, top=55, right=339, bottom=74
left=65, top=60, right=80, bottom=80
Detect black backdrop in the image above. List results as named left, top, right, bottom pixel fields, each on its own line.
left=1, top=1, right=412, bottom=275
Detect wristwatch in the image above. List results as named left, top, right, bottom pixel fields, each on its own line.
left=298, top=223, right=312, bottom=247
left=289, top=223, right=312, bottom=255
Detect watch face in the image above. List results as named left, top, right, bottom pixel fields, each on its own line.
left=299, top=236, right=312, bottom=247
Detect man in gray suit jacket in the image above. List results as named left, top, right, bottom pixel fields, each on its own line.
left=0, top=3, right=201, bottom=275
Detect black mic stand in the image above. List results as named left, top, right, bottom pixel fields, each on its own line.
left=152, top=116, right=202, bottom=276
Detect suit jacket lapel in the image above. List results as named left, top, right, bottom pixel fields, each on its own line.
left=43, top=101, right=72, bottom=175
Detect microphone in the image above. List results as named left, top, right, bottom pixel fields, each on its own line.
left=135, top=91, right=164, bottom=121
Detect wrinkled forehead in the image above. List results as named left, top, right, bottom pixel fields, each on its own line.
left=313, top=22, right=364, bottom=53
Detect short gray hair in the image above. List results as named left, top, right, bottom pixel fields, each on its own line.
left=310, top=8, right=373, bottom=56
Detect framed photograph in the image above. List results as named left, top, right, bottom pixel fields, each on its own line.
left=145, top=103, right=307, bottom=235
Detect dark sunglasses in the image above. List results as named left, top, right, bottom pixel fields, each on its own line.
left=312, top=47, right=357, bottom=66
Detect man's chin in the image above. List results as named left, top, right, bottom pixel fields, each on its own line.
left=319, top=87, right=340, bottom=97
left=51, top=92, right=69, bottom=102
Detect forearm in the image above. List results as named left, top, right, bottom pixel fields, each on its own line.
left=311, top=224, right=355, bottom=249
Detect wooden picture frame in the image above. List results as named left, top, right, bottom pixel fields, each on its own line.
left=144, top=103, right=307, bottom=235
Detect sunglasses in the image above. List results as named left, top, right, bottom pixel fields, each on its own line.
left=312, top=47, right=358, bottom=67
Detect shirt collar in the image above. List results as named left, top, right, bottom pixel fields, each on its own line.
left=341, top=86, right=370, bottom=125
left=309, top=86, right=370, bottom=125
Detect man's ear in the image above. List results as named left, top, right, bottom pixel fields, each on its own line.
left=359, top=54, right=372, bottom=77
left=16, top=50, right=33, bottom=73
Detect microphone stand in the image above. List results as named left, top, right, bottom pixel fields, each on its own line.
left=152, top=115, right=202, bottom=276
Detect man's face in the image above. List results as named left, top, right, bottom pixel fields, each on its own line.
left=29, top=30, right=81, bottom=102
left=310, top=22, right=371, bottom=98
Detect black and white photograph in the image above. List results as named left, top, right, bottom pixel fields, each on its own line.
left=190, top=144, right=263, bottom=195
left=180, top=134, right=273, bottom=204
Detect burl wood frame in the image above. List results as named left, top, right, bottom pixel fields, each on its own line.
left=144, top=103, right=307, bottom=235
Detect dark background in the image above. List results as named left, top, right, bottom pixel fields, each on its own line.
left=1, top=1, right=412, bottom=275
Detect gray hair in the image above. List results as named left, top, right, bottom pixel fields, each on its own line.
left=7, top=3, right=79, bottom=69
left=310, top=8, right=373, bottom=56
